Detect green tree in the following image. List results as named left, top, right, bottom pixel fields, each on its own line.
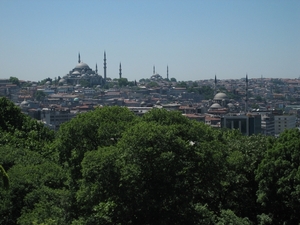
left=256, top=128, right=300, bottom=224
left=35, top=90, right=46, bottom=101
left=0, top=97, right=55, bottom=154
left=9, top=76, right=20, bottom=86
left=220, top=133, right=272, bottom=222
left=118, top=78, right=129, bottom=87
left=197, top=86, right=214, bottom=99
left=39, top=77, right=52, bottom=85
left=55, top=106, right=137, bottom=221
left=0, top=146, right=68, bottom=224
left=0, top=97, right=25, bottom=131
left=76, top=146, right=120, bottom=224
left=76, top=109, right=231, bottom=224
left=147, top=81, right=159, bottom=88
left=176, top=81, right=187, bottom=88
left=0, top=165, right=9, bottom=189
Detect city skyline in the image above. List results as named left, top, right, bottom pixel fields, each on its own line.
left=0, top=0, right=299, bottom=82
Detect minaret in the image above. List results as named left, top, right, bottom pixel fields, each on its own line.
left=95, top=63, right=98, bottom=74
left=119, top=62, right=122, bottom=79
left=153, top=65, right=155, bottom=75
left=78, top=52, right=81, bottom=63
left=245, top=74, right=248, bottom=113
left=167, top=65, right=169, bottom=80
left=214, top=74, right=217, bottom=96
left=103, top=51, right=107, bottom=81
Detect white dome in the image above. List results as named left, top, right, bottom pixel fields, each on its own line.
left=75, top=62, right=90, bottom=69
left=72, top=71, right=81, bottom=75
left=213, top=92, right=228, bottom=101
left=210, top=103, right=222, bottom=109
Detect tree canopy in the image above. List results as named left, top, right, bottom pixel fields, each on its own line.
left=1, top=97, right=300, bottom=224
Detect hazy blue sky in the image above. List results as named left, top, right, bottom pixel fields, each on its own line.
left=0, top=0, right=299, bottom=82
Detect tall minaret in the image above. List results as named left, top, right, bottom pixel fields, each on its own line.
left=167, top=65, right=169, bottom=80
left=153, top=65, right=155, bottom=75
left=214, top=74, right=217, bottom=96
left=95, top=63, right=98, bottom=74
left=103, top=51, right=107, bottom=81
left=245, top=74, right=248, bottom=113
left=78, top=52, right=81, bottom=63
left=119, top=62, right=122, bottom=79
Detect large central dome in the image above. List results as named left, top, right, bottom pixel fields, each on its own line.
left=75, top=62, right=90, bottom=69
left=213, top=92, right=228, bottom=101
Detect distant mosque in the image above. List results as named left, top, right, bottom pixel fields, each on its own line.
left=207, top=74, right=249, bottom=114
left=59, top=52, right=108, bottom=86
left=150, top=65, right=169, bottom=81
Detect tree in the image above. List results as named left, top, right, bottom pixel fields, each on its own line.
left=0, top=97, right=55, bottom=154
left=35, top=90, right=46, bottom=101
left=75, top=109, right=232, bottom=224
left=146, top=81, right=159, bottom=88
left=197, top=86, right=214, bottom=99
left=76, top=146, right=120, bottom=224
left=0, top=165, right=9, bottom=189
left=0, top=145, right=69, bottom=224
left=220, top=133, right=272, bottom=222
left=170, top=77, right=177, bottom=82
left=256, top=128, right=300, bottom=224
left=55, top=106, right=137, bottom=221
left=118, top=78, right=129, bottom=87
left=79, top=79, right=89, bottom=87
left=9, top=76, right=20, bottom=86
left=176, top=81, right=187, bottom=88
left=0, top=97, right=26, bottom=132
left=39, top=77, right=52, bottom=85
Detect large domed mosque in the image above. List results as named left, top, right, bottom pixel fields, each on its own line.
left=59, top=53, right=104, bottom=86
left=207, top=75, right=239, bottom=114
left=150, top=66, right=164, bottom=81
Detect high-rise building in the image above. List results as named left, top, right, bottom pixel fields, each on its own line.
left=221, top=114, right=261, bottom=136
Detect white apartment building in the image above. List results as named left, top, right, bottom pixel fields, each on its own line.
left=274, top=115, right=296, bottom=135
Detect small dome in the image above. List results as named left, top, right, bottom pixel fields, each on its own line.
left=227, top=103, right=234, bottom=108
left=75, top=62, right=90, bottom=69
left=20, top=100, right=30, bottom=108
left=213, top=92, right=228, bottom=101
left=151, top=74, right=163, bottom=80
left=210, top=103, right=222, bottom=109
left=74, top=98, right=79, bottom=102
left=72, top=71, right=81, bottom=75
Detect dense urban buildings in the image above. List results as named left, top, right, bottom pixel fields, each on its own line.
left=0, top=53, right=299, bottom=135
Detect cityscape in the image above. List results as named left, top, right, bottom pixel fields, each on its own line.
left=1, top=1, right=300, bottom=224
left=0, top=51, right=299, bottom=136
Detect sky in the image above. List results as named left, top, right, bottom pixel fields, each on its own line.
left=0, top=0, right=299, bottom=82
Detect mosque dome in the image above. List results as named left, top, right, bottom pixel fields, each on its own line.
left=227, top=103, right=234, bottom=108
left=59, top=78, right=65, bottom=83
left=75, top=62, right=90, bottom=69
left=20, top=100, right=30, bottom=108
left=213, top=92, right=228, bottom=101
left=72, top=71, right=81, bottom=75
left=210, top=103, right=222, bottom=109
left=151, top=74, right=163, bottom=80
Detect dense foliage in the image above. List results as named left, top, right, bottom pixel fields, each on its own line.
left=0, top=96, right=299, bottom=224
